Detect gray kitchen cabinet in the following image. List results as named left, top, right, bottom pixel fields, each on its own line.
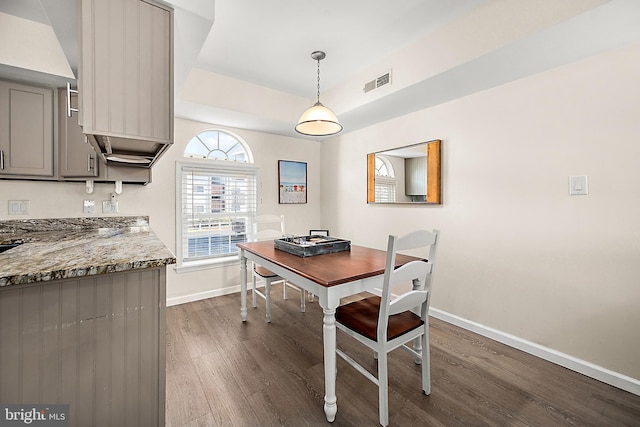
left=59, top=87, right=151, bottom=184
left=0, top=80, right=54, bottom=178
left=78, top=0, right=173, bottom=146
left=0, top=268, right=167, bottom=427
left=58, top=87, right=98, bottom=178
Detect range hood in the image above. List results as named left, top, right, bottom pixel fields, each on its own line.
left=86, top=134, right=172, bottom=168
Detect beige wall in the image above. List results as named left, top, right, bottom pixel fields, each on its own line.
left=0, top=118, right=322, bottom=304
left=1, top=29, right=638, bottom=388
left=320, top=42, right=640, bottom=380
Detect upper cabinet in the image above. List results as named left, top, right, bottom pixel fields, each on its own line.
left=59, top=89, right=151, bottom=184
left=79, top=0, right=174, bottom=167
left=0, top=80, right=54, bottom=178
left=59, top=87, right=98, bottom=178
left=0, top=0, right=168, bottom=184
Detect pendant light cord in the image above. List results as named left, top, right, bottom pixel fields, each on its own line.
left=316, top=58, right=321, bottom=104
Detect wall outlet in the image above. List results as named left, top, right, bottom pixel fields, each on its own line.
left=8, top=200, right=29, bottom=215
left=83, top=200, right=95, bottom=214
left=102, top=200, right=119, bottom=213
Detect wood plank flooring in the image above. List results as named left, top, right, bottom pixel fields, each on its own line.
left=165, top=286, right=640, bottom=426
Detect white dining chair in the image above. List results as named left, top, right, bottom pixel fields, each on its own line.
left=335, top=229, right=439, bottom=426
left=309, top=229, right=329, bottom=236
left=248, top=214, right=306, bottom=322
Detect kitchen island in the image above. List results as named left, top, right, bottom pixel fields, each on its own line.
left=0, top=216, right=175, bottom=427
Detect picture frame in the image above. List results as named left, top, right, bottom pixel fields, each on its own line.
left=278, top=160, right=307, bottom=204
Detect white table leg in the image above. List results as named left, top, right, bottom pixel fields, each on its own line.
left=323, top=306, right=337, bottom=422
left=240, top=251, right=248, bottom=322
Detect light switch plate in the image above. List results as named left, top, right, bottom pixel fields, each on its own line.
left=83, top=200, right=95, bottom=214
left=8, top=200, right=29, bottom=215
left=569, top=175, right=588, bottom=195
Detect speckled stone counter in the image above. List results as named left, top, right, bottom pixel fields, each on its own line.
left=0, top=216, right=176, bottom=287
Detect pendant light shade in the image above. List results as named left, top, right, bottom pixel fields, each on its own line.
left=295, top=51, right=342, bottom=136
left=295, top=101, right=343, bottom=136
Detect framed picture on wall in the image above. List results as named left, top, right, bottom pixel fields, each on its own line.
left=278, top=160, right=307, bottom=204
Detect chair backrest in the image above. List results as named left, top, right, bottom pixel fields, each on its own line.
left=378, top=229, right=440, bottom=341
left=248, top=214, right=285, bottom=242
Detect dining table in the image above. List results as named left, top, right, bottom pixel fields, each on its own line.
left=237, top=240, right=419, bottom=422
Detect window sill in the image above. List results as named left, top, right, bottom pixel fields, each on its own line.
left=174, top=255, right=240, bottom=274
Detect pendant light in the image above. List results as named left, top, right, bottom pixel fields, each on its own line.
left=295, top=51, right=343, bottom=136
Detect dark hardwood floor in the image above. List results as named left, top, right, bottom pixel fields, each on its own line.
left=165, top=286, right=640, bottom=426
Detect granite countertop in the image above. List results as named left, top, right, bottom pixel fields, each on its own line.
left=0, top=216, right=176, bottom=287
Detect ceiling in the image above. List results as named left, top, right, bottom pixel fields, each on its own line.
left=194, top=0, right=486, bottom=97
left=1, top=0, right=639, bottom=140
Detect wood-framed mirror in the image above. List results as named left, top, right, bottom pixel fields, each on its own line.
left=367, top=139, right=441, bottom=204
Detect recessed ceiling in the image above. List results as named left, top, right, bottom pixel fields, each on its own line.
left=181, top=0, right=640, bottom=139
left=195, top=0, right=486, bottom=97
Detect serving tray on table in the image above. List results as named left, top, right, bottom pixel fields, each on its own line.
left=274, top=235, right=351, bottom=257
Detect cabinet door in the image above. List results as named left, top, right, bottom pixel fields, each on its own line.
left=0, top=81, right=53, bottom=177
left=79, top=0, right=173, bottom=145
left=58, top=88, right=98, bottom=177
left=0, top=268, right=166, bottom=426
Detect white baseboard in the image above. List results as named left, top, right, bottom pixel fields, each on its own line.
left=166, top=284, right=242, bottom=307
left=166, top=289, right=640, bottom=396
left=429, top=307, right=640, bottom=397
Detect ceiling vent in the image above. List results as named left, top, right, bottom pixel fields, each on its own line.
left=363, top=70, right=392, bottom=93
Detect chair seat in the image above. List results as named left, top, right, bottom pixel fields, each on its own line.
left=336, top=296, right=424, bottom=341
left=254, top=265, right=278, bottom=278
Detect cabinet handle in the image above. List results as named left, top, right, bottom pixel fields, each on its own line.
left=87, top=154, right=93, bottom=172
left=0, top=150, right=4, bottom=170
left=66, top=82, right=79, bottom=118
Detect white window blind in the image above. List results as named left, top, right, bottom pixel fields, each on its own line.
left=375, top=177, right=397, bottom=203
left=179, top=163, right=258, bottom=263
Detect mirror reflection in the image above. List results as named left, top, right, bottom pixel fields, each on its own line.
left=367, top=139, right=441, bottom=204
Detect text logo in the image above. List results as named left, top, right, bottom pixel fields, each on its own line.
left=0, top=405, right=69, bottom=427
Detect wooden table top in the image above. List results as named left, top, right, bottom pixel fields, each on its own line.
left=238, top=241, right=420, bottom=288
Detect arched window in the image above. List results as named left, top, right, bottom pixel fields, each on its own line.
left=184, top=130, right=253, bottom=162
left=177, top=130, right=257, bottom=270
left=375, top=156, right=394, bottom=177
left=374, top=155, right=397, bottom=202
